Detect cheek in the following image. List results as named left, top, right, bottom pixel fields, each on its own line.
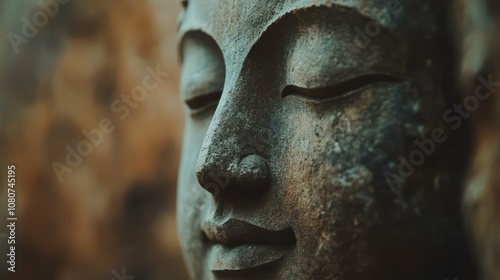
left=177, top=117, right=213, bottom=274
left=276, top=87, right=413, bottom=254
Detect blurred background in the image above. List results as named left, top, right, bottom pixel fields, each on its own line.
left=0, top=0, right=188, bottom=279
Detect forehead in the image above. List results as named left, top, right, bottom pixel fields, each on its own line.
left=179, top=0, right=438, bottom=74
left=180, top=0, right=430, bottom=43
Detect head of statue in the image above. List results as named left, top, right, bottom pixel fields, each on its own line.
left=177, top=0, right=475, bottom=279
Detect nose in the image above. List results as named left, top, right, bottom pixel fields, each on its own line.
left=194, top=98, right=272, bottom=197
left=236, top=154, right=270, bottom=188
left=196, top=152, right=270, bottom=197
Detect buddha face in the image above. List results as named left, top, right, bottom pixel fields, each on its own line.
left=177, top=0, right=472, bottom=279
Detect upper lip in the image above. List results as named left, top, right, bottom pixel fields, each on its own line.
left=202, top=218, right=296, bottom=248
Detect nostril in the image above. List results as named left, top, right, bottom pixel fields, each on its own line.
left=195, top=154, right=270, bottom=197
left=236, top=154, right=270, bottom=189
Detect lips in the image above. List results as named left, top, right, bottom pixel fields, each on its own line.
left=202, top=218, right=296, bottom=272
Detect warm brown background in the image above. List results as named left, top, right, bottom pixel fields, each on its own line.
left=0, top=0, right=188, bottom=279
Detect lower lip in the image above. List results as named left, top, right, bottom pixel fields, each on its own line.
left=208, top=244, right=291, bottom=272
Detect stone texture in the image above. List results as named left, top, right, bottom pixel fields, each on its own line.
left=177, top=0, right=480, bottom=279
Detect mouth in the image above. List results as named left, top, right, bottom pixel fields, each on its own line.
left=202, top=218, right=296, bottom=273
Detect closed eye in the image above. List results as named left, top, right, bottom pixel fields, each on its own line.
left=185, top=91, right=222, bottom=114
left=282, top=73, right=403, bottom=100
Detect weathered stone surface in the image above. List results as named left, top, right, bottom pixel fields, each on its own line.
left=177, top=0, right=480, bottom=279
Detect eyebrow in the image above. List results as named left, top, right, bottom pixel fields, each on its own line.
left=248, top=4, right=403, bottom=58
left=177, top=3, right=403, bottom=62
left=257, top=4, right=403, bottom=43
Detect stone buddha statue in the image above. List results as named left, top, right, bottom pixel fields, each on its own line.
left=176, top=0, right=477, bottom=279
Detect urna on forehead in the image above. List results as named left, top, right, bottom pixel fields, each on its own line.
left=179, top=0, right=440, bottom=66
